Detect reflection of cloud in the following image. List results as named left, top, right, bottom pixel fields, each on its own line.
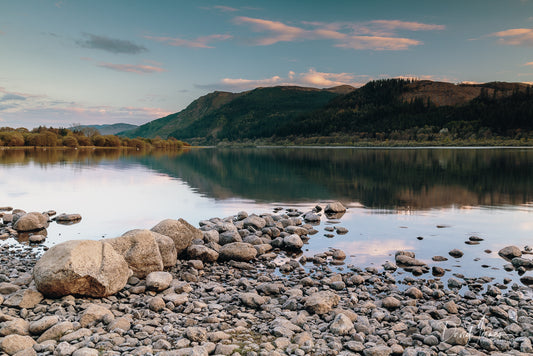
left=334, top=239, right=415, bottom=257
left=77, top=33, right=147, bottom=54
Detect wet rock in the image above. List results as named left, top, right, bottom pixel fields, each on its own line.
left=448, top=249, right=464, bottom=258
left=54, top=213, right=82, bottom=223
left=219, top=242, right=257, bottom=262
left=432, top=255, right=448, bottom=261
left=447, top=277, right=463, bottom=289
left=498, top=245, right=522, bottom=260
left=33, top=240, right=130, bottom=298
left=324, top=202, right=346, bottom=214
left=151, top=218, right=202, bottom=254
left=283, top=234, right=303, bottom=250
left=13, top=212, right=49, bottom=232
left=29, top=234, right=46, bottom=243
left=520, top=276, right=533, bottom=286
left=145, top=271, right=173, bottom=291
left=511, top=257, right=533, bottom=269
left=303, top=212, right=320, bottom=222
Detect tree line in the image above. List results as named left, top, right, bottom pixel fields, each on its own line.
left=0, top=126, right=189, bottom=150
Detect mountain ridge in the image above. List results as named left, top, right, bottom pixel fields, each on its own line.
left=120, top=79, right=533, bottom=144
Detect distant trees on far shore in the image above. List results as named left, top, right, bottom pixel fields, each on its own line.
left=0, top=126, right=189, bottom=150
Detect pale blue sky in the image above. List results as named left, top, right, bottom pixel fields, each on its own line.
left=1, top=0, right=532, bottom=128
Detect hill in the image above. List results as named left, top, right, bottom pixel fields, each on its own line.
left=72, top=123, right=138, bottom=135
left=122, top=79, right=533, bottom=145
left=120, top=86, right=354, bottom=143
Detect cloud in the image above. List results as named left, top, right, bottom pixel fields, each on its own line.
left=0, top=93, right=27, bottom=102
left=525, top=61, right=533, bottom=66
left=77, top=33, right=148, bottom=54
left=196, top=69, right=368, bottom=91
left=212, top=5, right=239, bottom=12
left=489, top=28, right=533, bottom=46
left=145, top=34, right=232, bottom=48
left=233, top=16, right=443, bottom=50
left=97, top=62, right=166, bottom=74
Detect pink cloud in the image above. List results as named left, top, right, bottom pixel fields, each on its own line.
left=97, top=62, right=166, bottom=74
left=233, top=16, right=442, bottom=50
left=144, top=34, right=232, bottom=48
left=369, top=20, right=445, bottom=32
left=337, top=36, right=421, bottom=51
left=525, top=61, right=533, bottom=66
left=489, top=28, right=533, bottom=46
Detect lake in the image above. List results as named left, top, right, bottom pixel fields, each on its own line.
left=1, top=147, right=532, bottom=287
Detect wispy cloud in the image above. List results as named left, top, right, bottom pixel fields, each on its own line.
left=526, top=61, right=533, bottom=66
left=196, top=69, right=368, bottom=91
left=0, top=87, right=170, bottom=127
left=77, top=33, right=148, bottom=54
left=144, top=34, right=232, bottom=48
left=233, top=17, right=444, bottom=50
left=97, top=62, right=166, bottom=74
left=489, top=28, right=533, bottom=46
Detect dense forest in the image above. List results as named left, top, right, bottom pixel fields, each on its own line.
left=119, top=78, right=533, bottom=146
left=0, top=126, right=188, bottom=150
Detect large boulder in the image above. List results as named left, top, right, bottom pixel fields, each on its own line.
left=13, top=212, right=49, bottom=232
left=151, top=218, right=202, bottom=254
left=33, top=240, right=130, bottom=298
left=324, top=202, right=346, bottom=214
left=219, top=242, right=257, bottom=262
left=154, top=233, right=177, bottom=268
left=107, top=229, right=168, bottom=278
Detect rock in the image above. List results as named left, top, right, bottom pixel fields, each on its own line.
left=3, top=288, right=43, bottom=309
left=13, top=212, right=49, bottom=232
left=432, top=255, right=448, bottom=261
left=149, top=296, right=165, bottom=311
left=55, top=342, right=77, bottom=356
left=0, top=334, right=36, bottom=355
left=447, top=278, right=463, bottom=289
left=329, top=313, right=354, bottom=335
left=28, top=234, right=46, bottom=243
left=498, top=245, right=522, bottom=260
left=151, top=218, right=202, bottom=254
left=145, top=271, right=173, bottom=292
left=107, top=229, right=166, bottom=278
left=0, top=318, right=29, bottom=336
left=203, top=230, right=219, bottom=244
left=324, top=202, right=346, bottom=214
left=29, top=316, right=59, bottom=335
left=382, top=296, right=401, bottom=309
left=448, top=249, right=464, bottom=258
left=432, top=266, right=445, bottom=277
left=303, top=212, right=320, bottom=222
left=54, top=213, right=82, bottom=223
left=304, top=291, right=340, bottom=314
left=520, top=276, right=533, bottom=286
left=511, top=257, right=533, bottom=269
left=242, top=215, right=266, bottom=230
left=219, top=242, right=257, bottom=261
left=33, top=240, right=130, bottom=298
left=72, top=348, right=100, bottom=356
left=395, top=254, right=426, bottom=267
left=442, top=327, right=470, bottom=345
left=239, top=292, right=266, bottom=308
left=283, top=234, right=303, bottom=250
left=107, top=317, right=131, bottom=332
left=185, top=327, right=207, bottom=342
left=80, top=304, right=114, bottom=327
left=187, top=245, right=219, bottom=262
left=363, top=345, right=392, bottom=356
left=444, top=301, right=458, bottom=314
left=335, top=226, right=348, bottom=234
left=405, top=287, right=423, bottom=299
left=0, top=282, right=20, bottom=294
left=37, top=321, right=74, bottom=343
left=154, top=233, right=178, bottom=268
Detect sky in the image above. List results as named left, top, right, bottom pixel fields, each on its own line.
left=1, top=0, right=533, bottom=129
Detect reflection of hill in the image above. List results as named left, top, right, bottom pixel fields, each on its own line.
left=131, top=148, right=533, bottom=209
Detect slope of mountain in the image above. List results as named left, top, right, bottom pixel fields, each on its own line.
left=72, top=123, right=138, bottom=135
left=122, top=79, right=532, bottom=144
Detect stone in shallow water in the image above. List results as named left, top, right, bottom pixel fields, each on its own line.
left=448, top=249, right=464, bottom=258
left=498, top=245, right=522, bottom=260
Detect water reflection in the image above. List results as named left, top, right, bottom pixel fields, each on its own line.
left=1, top=147, right=532, bottom=209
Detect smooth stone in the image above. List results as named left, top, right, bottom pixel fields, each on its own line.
left=145, top=271, right=173, bottom=292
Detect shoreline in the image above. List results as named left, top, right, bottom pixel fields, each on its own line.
left=0, top=207, right=532, bottom=355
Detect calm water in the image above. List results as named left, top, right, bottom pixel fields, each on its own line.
left=1, top=147, right=532, bottom=287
